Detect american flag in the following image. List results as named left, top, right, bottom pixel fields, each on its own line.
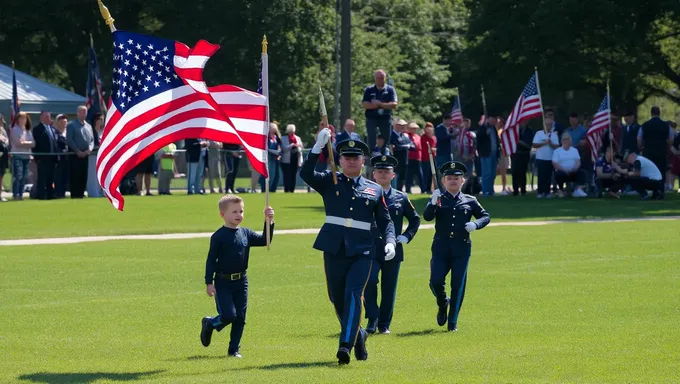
left=501, top=72, right=543, bottom=156
left=86, top=38, right=107, bottom=123
left=96, top=31, right=268, bottom=211
left=586, top=94, right=610, bottom=163
left=11, top=64, right=20, bottom=125
left=450, top=94, right=463, bottom=126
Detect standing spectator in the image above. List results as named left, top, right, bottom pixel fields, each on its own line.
left=32, top=111, right=58, bottom=200
left=157, top=142, right=177, bottom=195
left=390, top=119, right=414, bottom=191
left=495, top=117, right=510, bottom=195
left=565, top=112, right=590, bottom=193
left=0, top=114, right=9, bottom=202
left=420, top=122, right=437, bottom=194
left=664, top=121, right=677, bottom=191
left=86, top=113, right=105, bottom=198
left=512, top=121, right=534, bottom=196
left=53, top=114, right=69, bottom=198
left=362, top=69, right=398, bottom=154
left=622, top=150, right=664, bottom=200
left=621, top=111, right=641, bottom=154
left=670, top=126, right=680, bottom=192
left=459, top=118, right=476, bottom=178
left=259, top=123, right=282, bottom=193
left=10, top=112, right=35, bottom=200
left=532, top=116, right=560, bottom=198
left=405, top=121, right=423, bottom=193
left=133, top=154, right=154, bottom=196
left=205, top=140, right=223, bottom=194
left=281, top=124, right=303, bottom=193
left=223, top=144, right=241, bottom=194
left=476, top=115, right=500, bottom=196
left=66, top=106, right=94, bottom=198
left=637, top=106, right=674, bottom=187
left=545, top=108, right=566, bottom=139
left=552, top=133, right=588, bottom=197
left=434, top=113, right=454, bottom=167
left=371, top=134, right=388, bottom=157
left=336, top=119, right=361, bottom=143
left=185, top=138, right=208, bottom=195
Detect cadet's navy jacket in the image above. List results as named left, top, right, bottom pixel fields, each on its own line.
left=371, top=187, right=420, bottom=262
left=423, top=191, right=490, bottom=242
left=301, top=152, right=396, bottom=257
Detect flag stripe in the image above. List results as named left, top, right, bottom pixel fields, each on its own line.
left=502, top=75, right=543, bottom=156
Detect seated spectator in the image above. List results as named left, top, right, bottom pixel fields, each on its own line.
left=595, top=147, right=628, bottom=198
left=552, top=133, right=587, bottom=197
left=622, top=150, right=664, bottom=200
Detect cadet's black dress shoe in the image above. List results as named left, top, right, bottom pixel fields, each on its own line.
left=354, top=329, right=368, bottom=361
left=366, top=318, right=378, bottom=334
left=437, top=298, right=449, bottom=327
left=200, top=317, right=214, bottom=347
left=448, top=323, right=458, bottom=332
left=337, top=347, right=351, bottom=365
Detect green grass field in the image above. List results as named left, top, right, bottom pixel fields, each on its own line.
left=2, top=191, right=680, bottom=383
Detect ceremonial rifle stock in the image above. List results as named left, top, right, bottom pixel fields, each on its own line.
left=319, top=87, right=338, bottom=185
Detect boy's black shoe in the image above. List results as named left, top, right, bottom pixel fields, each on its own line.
left=378, top=327, right=390, bottom=334
left=448, top=323, right=458, bottom=332
left=366, top=318, right=378, bottom=334
left=228, top=351, right=242, bottom=358
left=336, top=347, right=351, bottom=365
left=200, top=317, right=214, bottom=347
left=437, top=298, right=449, bottom=326
left=354, top=329, right=368, bottom=361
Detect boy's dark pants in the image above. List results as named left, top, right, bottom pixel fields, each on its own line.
left=210, top=277, right=248, bottom=354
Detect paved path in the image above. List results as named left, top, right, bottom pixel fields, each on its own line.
left=1, top=216, right=678, bottom=247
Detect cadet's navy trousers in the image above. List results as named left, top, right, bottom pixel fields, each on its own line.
left=364, top=258, right=401, bottom=330
left=210, top=278, right=248, bottom=354
left=323, top=248, right=373, bottom=350
left=429, top=239, right=471, bottom=326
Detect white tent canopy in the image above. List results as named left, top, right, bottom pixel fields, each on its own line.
left=0, top=63, right=86, bottom=118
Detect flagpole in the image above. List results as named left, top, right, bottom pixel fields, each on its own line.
left=97, top=0, right=117, bottom=32
left=480, top=85, right=487, bottom=126
left=262, top=35, right=271, bottom=250
left=534, top=67, right=546, bottom=130
left=607, top=79, right=612, bottom=153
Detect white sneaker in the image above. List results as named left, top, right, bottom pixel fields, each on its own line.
left=572, top=189, right=588, bottom=198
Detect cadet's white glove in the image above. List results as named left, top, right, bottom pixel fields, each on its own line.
left=384, top=243, right=396, bottom=261
left=312, top=128, right=331, bottom=154
left=430, top=189, right=441, bottom=205
left=465, top=222, right=477, bottom=233
left=396, top=235, right=409, bottom=244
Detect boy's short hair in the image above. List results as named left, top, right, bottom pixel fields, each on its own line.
left=218, top=194, right=243, bottom=212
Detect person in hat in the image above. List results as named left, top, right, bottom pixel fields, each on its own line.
left=364, top=154, right=420, bottom=334
left=621, top=150, right=664, bottom=200
left=300, top=130, right=396, bottom=365
left=422, top=161, right=490, bottom=331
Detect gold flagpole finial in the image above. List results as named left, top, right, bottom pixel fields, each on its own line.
left=97, top=0, right=117, bottom=32
left=262, top=35, right=268, bottom=54
left=89, top=33, right=94, bottom=48
left=534, top=66, right=538, bottom=72
left=11, top=60, right=15, bottom=69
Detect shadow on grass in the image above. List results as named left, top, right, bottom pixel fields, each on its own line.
left=396, top=329, right=437, bottom=337
left=233, top=361, right=338, bottom=371
left=164, top=355, right=227, bottom=362
left=18, top=370, right=164, bottom=384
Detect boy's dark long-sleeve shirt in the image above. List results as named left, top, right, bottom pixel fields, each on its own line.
left=204, top=222, right=275, bottom=284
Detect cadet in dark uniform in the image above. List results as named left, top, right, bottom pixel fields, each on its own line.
left=301, top=130, right=396, bottom=365
left=423, top=162, right=490, bottom=331
left=200, top=195, right=275, bottom=358
left=364, top=155, right=420, bottom=334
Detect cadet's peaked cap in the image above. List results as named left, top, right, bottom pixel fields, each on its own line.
left=370, top=154, right=398, bottom=169
left=440, top=161, right=467, bottom=176
left=336, top=138, right=370, bottom=157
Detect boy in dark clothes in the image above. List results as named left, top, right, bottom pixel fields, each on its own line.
left=200, top=195, right=275, bottom=358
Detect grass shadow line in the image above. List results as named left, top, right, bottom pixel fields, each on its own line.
left=18, top=370, right=165, bottom=384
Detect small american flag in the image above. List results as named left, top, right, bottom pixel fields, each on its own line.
left=586, top=94, right=610, bottom=163
left=450, top=94, right=463, bottom=126
left=96, top=31, right=268, bottom=211
left=501, top=72, right=543, bottom=156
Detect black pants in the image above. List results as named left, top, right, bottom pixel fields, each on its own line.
left=224, top=155, right=240, bottom=192
left=629, top=177, right=664, bottom=198
left=54, top=158, right=69, bottom=198
left=394, top=154, right=408, bottom=191
left=536, top=159, right=553, bottom=195
left=210, top=277, right=248, bottom=354
left=646, top=155, right=667, bottom=184
left=35, top=157, right=56, bottom=200
left=555, top=170, right=584, bottom=190
left=282, top=153, right=300, bottom=193
left=511, top=152, right=530, bottom=195
left=405, top=159, right=422, bottom=193
left=598, top=177, right=624, bottom=193
left=68, top=154, right=88, bottom=198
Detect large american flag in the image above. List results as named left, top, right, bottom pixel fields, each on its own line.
left=501, top=72, right=543, bottom=156
left=96, top=31, right=268, bottom=211
left=586, top=94, right=610, bottom=163
left=450, top=94, right=463, bottom=126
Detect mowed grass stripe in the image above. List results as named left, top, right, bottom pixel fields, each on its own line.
left=1, top=222, right=679, bottom=383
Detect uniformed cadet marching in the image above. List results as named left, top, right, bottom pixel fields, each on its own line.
left=423, top=161, right=490, bottom=331
left=301, top=130, right=396, bottom=365
left=364, top=155, right=420, bottom=334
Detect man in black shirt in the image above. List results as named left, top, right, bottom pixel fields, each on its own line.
left=638, top=106, right=674, bottom=185
left=511, top=121, right=534, bottom=195
left=200, top=195, right=275, bottom=358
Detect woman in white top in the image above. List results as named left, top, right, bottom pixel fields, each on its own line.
left=9, top=112, right=35, bottom=200
left=532, top=116, right=560, bottom=198
left=280, top=124, right=303, bottom=193
left=552, top=133, right=587, bottom=197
